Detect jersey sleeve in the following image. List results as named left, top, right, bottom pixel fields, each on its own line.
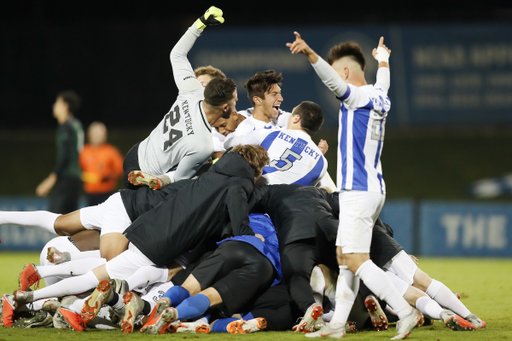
left=311, top=57, right=349, bottom=98
left=170, top=25, right=204, bottom=96
left=374, top=67, right=391, bottom=95
left=164, top=149, right=210, bottom=182
left=224, top=179, right=255, bottom=236
left=224, top=129, right=266, bottom=150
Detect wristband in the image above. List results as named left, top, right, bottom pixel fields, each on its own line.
left=375, top=46, right=389, bottom=63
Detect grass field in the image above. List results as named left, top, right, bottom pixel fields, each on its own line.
left=0, top=252, right=511, bottom=340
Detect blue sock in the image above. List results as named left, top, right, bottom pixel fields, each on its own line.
left=175, top=294, right=210, bottom=321
left=242, top=312, right=254, bottom=320
left=163, top=286, right=191, bottom=307
left=211, top=317, right=239, bottom=333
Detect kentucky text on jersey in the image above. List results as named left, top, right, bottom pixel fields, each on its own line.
left=276, top=131, right=321, bottom=160
left=182, top=100, right=194, bottom=135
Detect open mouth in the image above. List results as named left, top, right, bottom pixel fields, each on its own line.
left=272, top=105, right=280, bottom=116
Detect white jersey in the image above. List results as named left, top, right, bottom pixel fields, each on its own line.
left=225, top=128, right=327, bottom=186
left=137, top=25, right=213, bottom=182
left=312, top=57, right=390, bottom=194
left=211, top=108, right=253, bottom=153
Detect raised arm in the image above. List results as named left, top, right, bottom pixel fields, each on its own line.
left=372, top=36, right=391, bottom=94
left=287, top=31, right=348, bottom=97
left=170, top=6, right=225, bottom=93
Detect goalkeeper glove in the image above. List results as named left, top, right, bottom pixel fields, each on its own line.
left=195, top=6, right=224, bottom=30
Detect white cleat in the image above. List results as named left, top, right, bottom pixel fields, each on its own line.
left=305, top=324, right=346, bottom=338
left=391, top=309, right=424, bottom=340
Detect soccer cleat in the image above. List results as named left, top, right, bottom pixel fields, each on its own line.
left=141, top=297, right=170, bottom=331
left=19, top=263, right=41, bottom=290
left=465, top=314, right=486, bottom=329
left=364, top=295, right=389, bottom=331
left=1, top=294, right=16, bottom=327
left=42, top=299, right=61, bottom=315
left=391, top=309, right=424, bottom=340
left=169, top=321, right=210, bottom=334
left=12, top=311, right=53, bottom=328
left=81, top=279, right=114, bottom=323
left=440, top=310, right=475, bottom=331
left=140, top=307, right=177, bottom=335
left=305, top=324, right=346, bottom=338
left=121, top=291, right=145, bottom=334
left=13, top=290, right=34, bottom=304
left=54, top=307, right=86, bottom=331
left=314, top=316, right=326, bottom=331
left=47, top=246, right=71, bottom=264
left=294, top=303, right=323, bottom=333
left=229, top=318, right=267, bottom=334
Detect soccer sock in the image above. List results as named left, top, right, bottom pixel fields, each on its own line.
left=32, top=270, right=99, bottom=302
left=68, top=250, right=102, bottom=261
left=415, top=296, right=443, bottom=320
left=426, top=279, right=471, bottom=318
left=310, top=266, right=326, bottom=305
left=356, top=260, right=413, bottom=319
left=175, top=294, right=211, bottom=321
left=37, top=258, right=106, bottom=278
left=163, top=286, right=191, bottom=307
left=329, top=265, right=359, bottom=329
left=0, top=211, right=59, bottom=234
left=211, top=317, right=239, bottom=333
left=125, top=266, right=168, bottom=292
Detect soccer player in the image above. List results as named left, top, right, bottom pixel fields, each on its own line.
left=13, top=145, right=269, bottom=308
left=124, top=6, right=238, bottom=191
left=225, top=101, right=329, bottom=187
left=36, top=90, right=84, bottom=214
left=287, top=32, right=423, bottom=339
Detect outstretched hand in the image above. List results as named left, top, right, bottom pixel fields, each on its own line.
left=372, top=37, right=391, bottom=63
left=286, top=31, right=318, bottom=63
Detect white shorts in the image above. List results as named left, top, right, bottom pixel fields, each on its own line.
left=105, top=243, right=156, bottom=280
left=336, top=190, right=385, bottom=253
left=80, top=192, right=132, bottom=236
left=385, top=270, right=409, bottom=296
left=384, top=250, right=418, bottom=286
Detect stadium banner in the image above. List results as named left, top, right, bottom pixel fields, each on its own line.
left=0, top=197, right=55, bottom=251
left=379, top=199, right=415, bottom=253
left=419, top=201, right=512, bottom=256
left=190, top=23, right=512, bottom=127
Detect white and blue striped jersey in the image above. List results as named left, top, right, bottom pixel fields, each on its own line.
left=224, top=128, right=327, bottom=186
left=337, top=82, right=389, bottom=193
left=312, top=57, right=390, bottom=194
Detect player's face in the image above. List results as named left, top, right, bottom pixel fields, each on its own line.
left=197, top=74, right=214, bottom=88
left=259, top=84, right=283, bottom=120
left=52, top=97, right=67, bottom=120
left=225, top=90, right=238, bottom=116
left=213, top=112, right=240, bottom=136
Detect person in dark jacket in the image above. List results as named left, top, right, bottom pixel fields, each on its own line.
left=13, top=145, right=270, bottom=309
left=248, top=184, right=339, bottom=332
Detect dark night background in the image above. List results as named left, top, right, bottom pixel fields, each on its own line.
left=2, top=1, right=512, bottom=130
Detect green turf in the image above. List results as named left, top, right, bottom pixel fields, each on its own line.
left=1, top=252, right=511, bottom=340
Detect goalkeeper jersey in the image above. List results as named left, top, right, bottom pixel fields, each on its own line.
left=137, top=25, right=213, bottom=182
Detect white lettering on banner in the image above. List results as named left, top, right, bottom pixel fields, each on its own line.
left=440, top=214, right=508, bottom=250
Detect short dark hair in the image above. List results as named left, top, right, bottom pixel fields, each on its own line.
left=295, top=101, right=324, bottom=136
left=194, top=65, right=226, bottom=80
left=204, top=78, right=237, bottom=107
left=327, top=42, right=366, bottom=71
left=57, top=90, right=81, bottom=114
left=229, top=144, right=269, bottom=178
left=244, top=70, right=282, bottom=107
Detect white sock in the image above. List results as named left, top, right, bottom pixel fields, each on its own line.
left=125, top=266, right=168, bottom=291
left=68, top=250, right=102, bottom=261
left=33, top=271, right=99, bottom=302
left=426, top=279, right=471, bottom=318
left=67, top=297, right=86, bottom=313
left=329, top=265, right=359, bottom=329
left=37, top=258, right=106, bottom=278
left=0, top=211, right=59, bottom=234
left=415, top=296, right=443, bottom=320
left=356, top=260, right=413, bottom=319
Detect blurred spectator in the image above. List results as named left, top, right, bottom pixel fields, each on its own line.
left=80, top=121, right=124, bottom=206
left=36, top=90, right=84, bottom=213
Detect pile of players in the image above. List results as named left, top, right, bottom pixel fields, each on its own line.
left=0, top=5, right=485, bottom=339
